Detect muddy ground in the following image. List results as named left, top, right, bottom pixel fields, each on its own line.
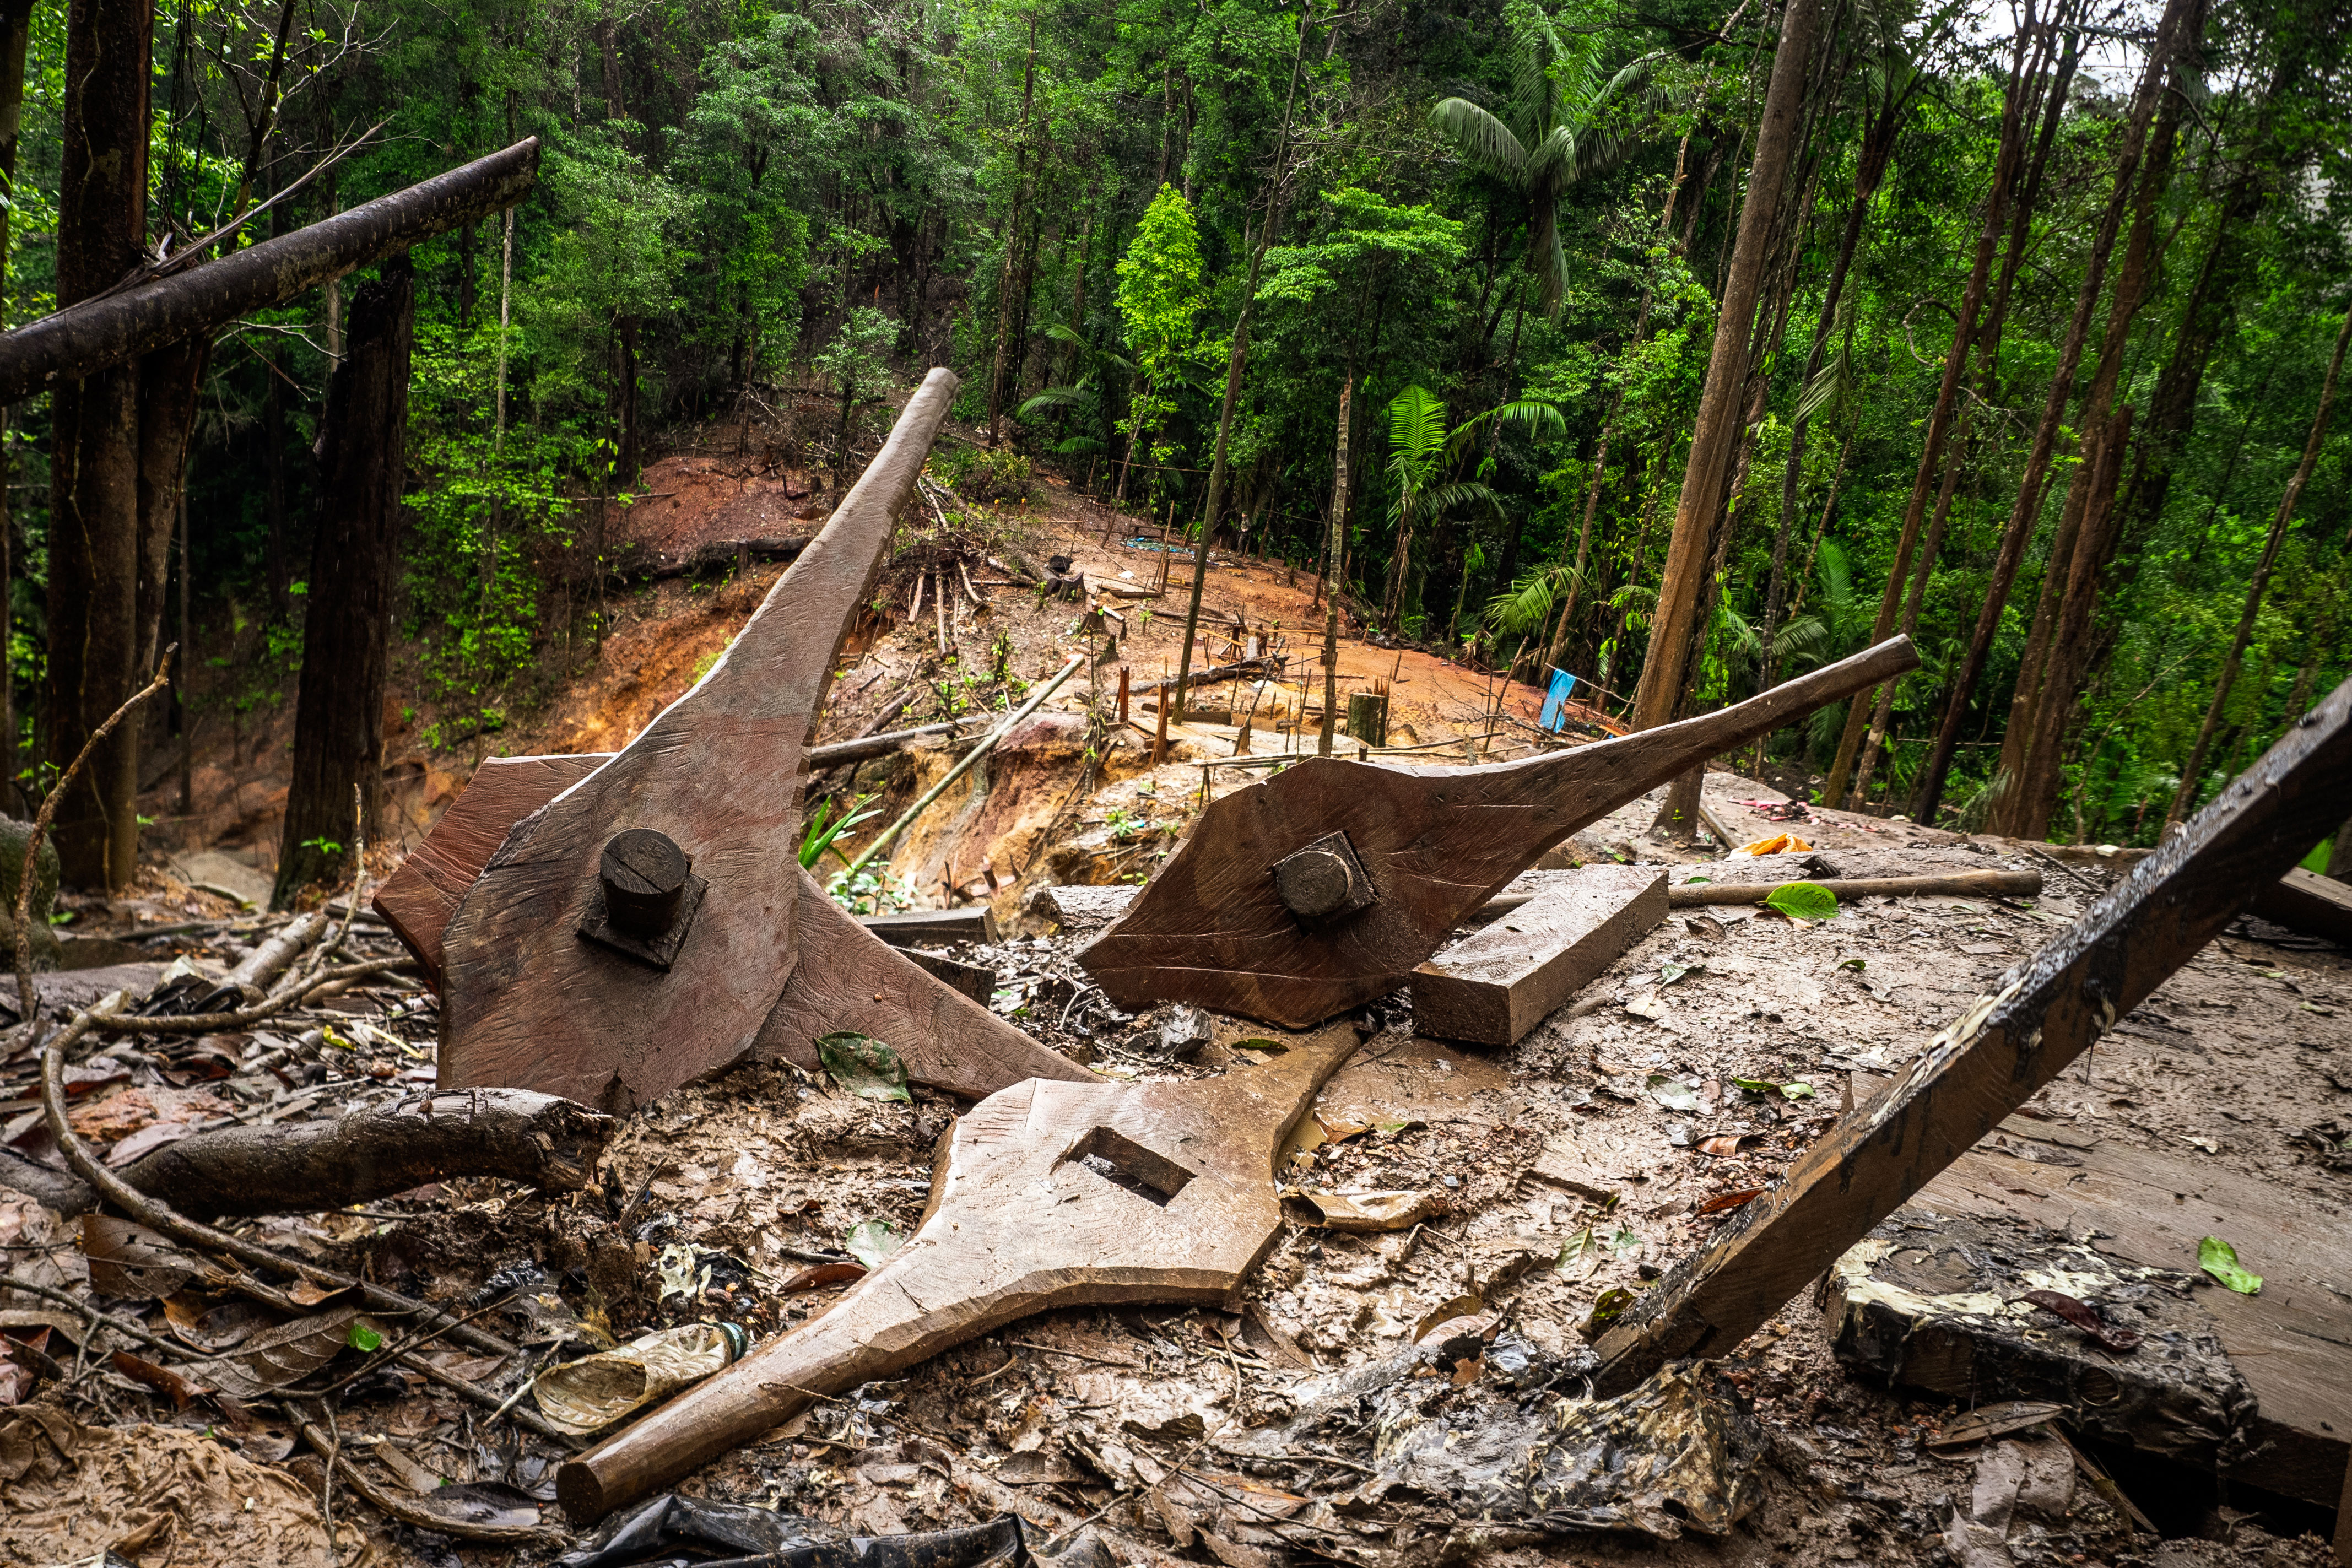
left=2, top=436, right=2342, bottom=1568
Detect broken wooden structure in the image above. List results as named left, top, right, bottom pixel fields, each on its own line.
left=374, top=370, right=1091, bottom=1111
left=1080, top=636, right=1921, bottom=1027
left=1587, top=669, right=2352, bottom=1531
left=556, top=1023, right=1363, bottom=1518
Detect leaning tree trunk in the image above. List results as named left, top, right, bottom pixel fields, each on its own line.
left=44, top=0, right=153, bottom=890
left=1911, top=0, right=2196, bottom=828
left=1819, top=25, right=2039, bottom=809
left=273, top=258, right=416, bottom=907
left=1629, top=0, right=1821, bottom=734
left=1999, top=38, right=2193, bottom=840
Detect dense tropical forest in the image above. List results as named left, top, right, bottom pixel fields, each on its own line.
left=2, top=0, right=2349, bottom=893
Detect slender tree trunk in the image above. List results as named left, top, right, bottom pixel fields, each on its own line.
left=1913, top=0, right=2196, bottom=826
left=1755, top=51, right=1923, bottom=718
left=1998, top=43, right=2193, bottom=838
left=274, top=258, right=415, bottom=906
left=1849, top=404, right=1970, bottom=806
left=1821, top=25, right=2039, bottom=806
left=1630, top=0, right=1820, bottom=733
left=0, top=0, right=31, bottom=810
left=2162, top=305, right=2350, bottom=832
left=986, top=17, right=1037, bottom=444
left=45, top=0, right=153, bottom=889
left=1320, top=369, right=1351, bottom=757
left=1171, top=3, right=1308, bottom=718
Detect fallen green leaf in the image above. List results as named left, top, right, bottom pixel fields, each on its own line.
left=1584, top=1286, right=1636, bottom=1337
left=1555, top=1226, right=1601, bottom=1278
left=1647, top=1075, right=1699, bottom=1112
left=347, top=1322, right=383, bottom=1353
left=1605, top=1226, right=1642, bottom=1260
left=2198, top=1236, right=2262, bottom=1294
left=1839, top=958, right=1866, bottom=971
left=1729, top=1076, right=1778, bottom=1095
left=1765, top=881, right=1839, bottom=922
left=846, top=1220, right=900, bottom=1269
left=817, top=1032, right=912, bottom=1103
left=1657, top=962, right=1702, bottom=987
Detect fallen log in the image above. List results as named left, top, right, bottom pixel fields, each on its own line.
left=1664, top=869, right=2041, bottom=907
left=1124, top=656, right=1283, bottom=699
left=0, top=140, right=540, bottom=403
left=805, top=716, right=988, bottom=770
left=1591, top=669, right=2352, bottom=1395
left=0, top=1088, right=611, bottom=1218
left=199, top=910, right=326, bottom=1008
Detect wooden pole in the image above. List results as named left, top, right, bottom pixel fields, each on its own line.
left=1593, top=669, right=2352, bottom=1394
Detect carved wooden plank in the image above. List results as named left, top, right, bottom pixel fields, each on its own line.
left=750, top=869, right=1091, bottom=1099
left=556, top=1024, right=1362, bottom=1520
left=1412, top=866, right=1666, bottom=1045
left=372, top=753, right=610, bottom=991
left=437, top=371, right=959, bottom=1111
left=1082, top=637, right=1918, bottom=1027
left=1591, top=671, right=2352, bottom=1396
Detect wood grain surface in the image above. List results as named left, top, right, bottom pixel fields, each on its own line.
left=750, top=867, right=1096, bottom=1098
left=1081, top=637, right=1918, bottom=1027
left=437, top=369, right=959, bottom=1111
left=1412, top=865, right=1666, bottom=1045
left=1591, top=670, right=2352, bottom=1397
left=557, top=1023, right=1361, bottom=1520
left=372, top=753, right=609, bottom=991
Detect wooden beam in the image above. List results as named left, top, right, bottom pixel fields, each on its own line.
left=1666, top=869, right=2041, bottom=906
left=1412, top=866, right=1666, bottom=1045
left=2248, top=864, right=2352, bottom=946
left=856, top=905, right=1000, bottom=947
left=1591, top=671, right=2352, bottom=1394
left=0, top=140, right=540, bottom=403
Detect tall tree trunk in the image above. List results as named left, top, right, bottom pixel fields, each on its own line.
left=0, top=0, right=33, bottom=811
left=1820, top=25, right=2041, bottom=807
left=1998, top=40, right=2193, bottom=839
left=616, top=315, right=641, bottom=489
left=1320, top=368, right=1351, bottom=757
left=1171, top=3, right=1309, bottom=717
left=1912, top=0, right=2196, bottom=826
left=2162, top=305, right=2350, bottom=831
left=45, top=0, right=152, bottom=889
left=985, top=16, right=1038, bottom=444
left=1629, top=0, right=1821, bottom=733
left=1848, top=404, right=1970, bottom=806
left=274, top=258, right=416, bottom=906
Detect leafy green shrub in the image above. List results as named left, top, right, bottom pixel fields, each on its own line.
left=936, top=445, right=1034, bottom=503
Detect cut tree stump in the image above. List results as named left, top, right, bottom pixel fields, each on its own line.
left=1412, top=866, right=1666, bottom=1045
left=557, top=1023, right=1361, bottom=1520
left=1591, top=670, right=2352, bottom=1399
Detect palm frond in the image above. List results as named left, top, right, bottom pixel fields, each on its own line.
left=1770, top=612, right=1827, bottom=661
left=1430, top=97, right=1530, bottom=182
left=1386, top=385, right=1450, bottom=468
left=1484, top=561, right=1576, bottom=635
left=1421, top=480, right=1502, bottom=521
left=1019, top=385, right=1100, bottom=418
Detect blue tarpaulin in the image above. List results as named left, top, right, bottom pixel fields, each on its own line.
left=1539, top=668, right=1578, bottom=732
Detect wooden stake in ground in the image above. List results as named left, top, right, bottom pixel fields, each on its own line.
left=1592, top=668, right=2352, bottom=1394
left=1320, top=371, right=1353, bottom=758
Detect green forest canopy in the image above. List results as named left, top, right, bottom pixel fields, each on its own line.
left=5, top=0, right=2350, bottom=855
